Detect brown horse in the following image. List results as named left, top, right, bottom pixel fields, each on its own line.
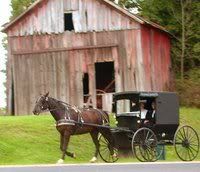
left=32, top=92, right=114, bottom=163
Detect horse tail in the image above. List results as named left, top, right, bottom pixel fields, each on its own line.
left=103, top=111, right=110, bottom=125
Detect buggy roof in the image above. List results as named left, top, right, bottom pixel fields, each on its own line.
left=113, top=91, right=176, bottom=100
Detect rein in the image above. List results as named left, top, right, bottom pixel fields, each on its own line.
left=40, top=107, right=64, bottom=113
left=38, top=97, right=109, bottom=127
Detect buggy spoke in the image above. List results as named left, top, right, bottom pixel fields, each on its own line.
left=176, top=135, right=183, bottom=143
left=178, top=129, right=186, bottom=140
left=186, top=127, right=189, bottom=139
left=188, top=133, right=195, bottom=141
left=146, top=147, right=154, bottom=158
left=189, top=143, right=199, bottom=147
left=188, top=147, right=195, bottom=158
left=187, top=131, right=193, bottom=141
left=184, top=149, right=188, bottom=161
left=182, top=128, right=187, bottom=139
left=187, top=148, right=191, bottom=160
left=100, top=146, right=109, bottom=152
left=189, top=145, right=198, bottom=153
left=189, top=137, right=199, bottom=144
left=101, top=138, right=108, bottom=144
left=146, top=131, right=150, bottom=140
left=146, top=150, right=150, bottom=160
left=147, top=134, right=154, bottom=141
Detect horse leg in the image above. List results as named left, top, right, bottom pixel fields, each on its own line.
left=57, top=133, right=64, bottom=164
left=57, top=131, right=72, bottom=164
left=90, top=131, right=99, bottom=163
left=59, top=133, right=64, bottom=151
left=59, top=133, right=76, bottom=159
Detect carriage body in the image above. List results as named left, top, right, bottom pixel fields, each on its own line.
left=112, top=91, right=179, bottom=144
left=98, top=91, right=199, bottom=162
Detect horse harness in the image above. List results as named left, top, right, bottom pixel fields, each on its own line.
left=56, top=101, right=109, bottom=127
left=56, top=102, right=84, bottom=127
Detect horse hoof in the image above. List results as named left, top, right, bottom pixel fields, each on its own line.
left=112, top=153, right=117, bottom=158
left=90, top=157, right=97, bottom=163
left=57, top=159, right=64, bottom=164
left=73, top=153, right=76, bottom=159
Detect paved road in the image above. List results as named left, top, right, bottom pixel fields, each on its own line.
left=0, top=162, right=199, bottom=172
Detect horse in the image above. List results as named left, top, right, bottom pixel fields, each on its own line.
left=32, top=92, right=115, bottom=163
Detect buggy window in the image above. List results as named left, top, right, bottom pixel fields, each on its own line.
left=139, top=98, right=156, bottom=110
left=116, top=99, right=131, bottom=114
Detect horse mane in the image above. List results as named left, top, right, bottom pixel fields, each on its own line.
left=48, top=97, right=82, bottom=113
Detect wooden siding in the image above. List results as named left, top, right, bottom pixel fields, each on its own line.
left=141, top=26, right=171, bottom=91
left=12, top=48, right=116, bottom=115
left=8, top=0, right=64, bottom=36
left=6, top=37, right=13, bottom=115
left=8, top=29, right=171, bottom=115
left=7, top=0, right=139, bottom=36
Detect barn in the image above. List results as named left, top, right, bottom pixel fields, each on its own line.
left=3, top=0, right=172, bottom=115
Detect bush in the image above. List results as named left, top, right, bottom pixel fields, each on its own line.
left=175, top=68, right=200, bottom=108
left=0, top=108, right=6, bottom=115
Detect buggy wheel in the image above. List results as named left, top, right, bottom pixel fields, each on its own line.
left=132, top=127, right=157, bottom=162
left=98, top=134, right=118, bottom=163
left=174, top=125, right=199, bottom=161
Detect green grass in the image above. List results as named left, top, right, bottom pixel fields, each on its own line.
left=0, top=107, right=199, bottom=165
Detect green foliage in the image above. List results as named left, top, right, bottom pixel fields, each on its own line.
left=0, top=108, right=6, bottom=115
left=118, top=0, right=138, bottom=8
left=10, top=0, right=35, bottom=19
left=1, top=37, right=8, bottom=75
left=176, top=68, right=200, bottom=108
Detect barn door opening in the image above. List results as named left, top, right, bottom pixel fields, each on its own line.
left=95, top=62, right=115, bottom=109
left=11, top=69, right=15, bottom=115
left=83, top=73, right=91, bottom=107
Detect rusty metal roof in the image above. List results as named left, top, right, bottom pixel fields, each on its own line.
left=2, top=0, right=169, bottom=34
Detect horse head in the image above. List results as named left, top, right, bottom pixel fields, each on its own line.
left=33, top=92, right=49, bottom=115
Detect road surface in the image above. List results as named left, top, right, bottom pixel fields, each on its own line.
left=0, top=162, right=199, bottom=172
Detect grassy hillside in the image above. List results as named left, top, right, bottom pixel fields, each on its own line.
left=0, top=107, right=199, bottom=165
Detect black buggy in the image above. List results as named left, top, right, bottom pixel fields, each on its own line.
left=98, top=91, right=199, bottom=162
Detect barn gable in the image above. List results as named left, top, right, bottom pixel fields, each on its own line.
left=2, top=0, right=135, bottom=36
left=3, top=0, right=168, bottom=36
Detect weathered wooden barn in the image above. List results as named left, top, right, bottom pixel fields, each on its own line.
left=3, top=0, right=172, bottom=115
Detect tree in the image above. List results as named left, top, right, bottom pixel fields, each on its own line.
left=10, top=0, right=35, bottom=19
left=120, top=0, right=200, bottom=80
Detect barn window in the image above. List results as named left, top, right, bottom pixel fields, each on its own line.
left=64, top=13, right=74, bottom=31
left=95, top=62, right=115, bottom=93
